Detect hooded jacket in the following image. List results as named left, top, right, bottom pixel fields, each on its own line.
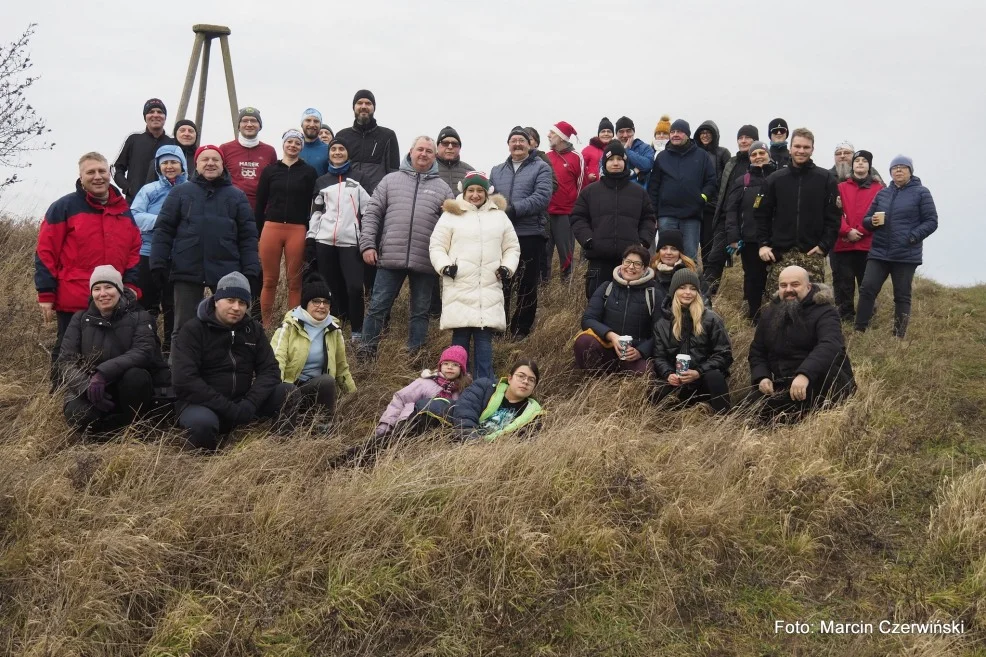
left=695, top=121, right=732, bottom=184
left=359, top=156, right=455, bottom=273
left=754, top=159, right=841, bottom=255
left=334, top=118, right=401, bottom=195
left=862, top=176, right=938, bottom=264
left=58, top=290, right=169, bottom=401
left=581, top=138, right=607, bottom=186
left=724, top=162, right=778, bottom=245
left=626, top=138, right=656, bottom=187
left=570, top=171, right=657, bottom=259
left=131, top=145, right=189, bottom=256
left=437, top=157, right=474, bottom=193
left=113, top=129, right=177, bottom=202
left=430, top=194, right=521, bottom=331
left=149, top=170, right=260, bottom=288
left=376, top=369, right=461, bottom=435
left=547, top=146, right=585, bottom=215
left=652, top=296, right=733, bottom=380
left=834, top=175, right=883, bottom=253
left=712, top=150, right=752, bottom=226
left=452, top=377, right=544, bottom=442
left=489, top=150, right=554, bottom=238
left=35, top=182, right=142, bottom=313
left=171, top=296, right=281, bottom=419
left=271, top=308, right=356, bottom=392
left=648, top=139, right=718, bottom=219
left=749, top=284, right=854, bottom=389
left=582, top=266, right=662, bottom=357
left=309, top=168, right=372, bottom=248
left=770, top=142, right=791, bottom=168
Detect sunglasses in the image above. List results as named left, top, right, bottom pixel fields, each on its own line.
left=440, top=140, right=461, bottom=148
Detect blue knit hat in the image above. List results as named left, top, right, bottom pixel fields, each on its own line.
left=670, top=119, right=691, bottom=137
left=301, top=108, right=322, bottom=124
left=889, top=154, right=913, bottom=173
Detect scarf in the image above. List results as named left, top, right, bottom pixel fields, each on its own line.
left=293, top=306, right=333, bottom=331
left=326, top=160, right=352, bottom=176
left=238, top=134, right=260, bottom=148
left=434, top=375, right=457, bottom=400
left=652, top=138, right=669, bottom=152
left=656, top=260, right=682, bottom=273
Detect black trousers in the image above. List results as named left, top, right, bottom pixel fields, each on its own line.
left=584, top=257, right=622, bottom=300
left=178, top=382, right=295, bottom=450
left=315, top=244, right=365, bottom=332
left=503, top=235, right=544, bottom=337
left=829, top=250, right=868, bottom=321
left=139, top=255, right=175, bottom=353
left=739, top=243, right=769, bottom=322
left=291, top=375, right=338, bottom=419
left=652, top=369, right=731, bottom=413
left=743, top=370, right=855, bottom=424
left=49, top=310, right=76, bottom=388
left=63, top=368, right=155, bottom=436
left=854, top=259, right=918, bottom=337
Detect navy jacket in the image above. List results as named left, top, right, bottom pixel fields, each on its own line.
left=582, top=268, right=662, bottom=357
left=150, top=170, right=260, bottom=288
left=863, top=176, right=938, bottom=264
left=647, top=140, right=718, bottom=220
left=490, top=151, right=553, bottom=238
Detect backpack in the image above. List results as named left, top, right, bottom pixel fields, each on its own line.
left=603, top=282, right=656, bottom=315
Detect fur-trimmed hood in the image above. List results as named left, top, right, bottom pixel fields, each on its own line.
left=442, top=193, right=508, bottom=215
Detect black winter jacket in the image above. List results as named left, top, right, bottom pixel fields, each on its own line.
left=712, top=151, right=751, bottom=226
left=582, top=267, right=663, bottom=357
left=114, top=129, right=177, bottom=202
left=653, top=262, right=711, bottom=304
left=754, top=160, right=840, bottom=255
left=724, top=162, right=777, bottom=245
left=570, top=173, right=656, bottom=259
left=150, top=170, right=260, bottom=288
left=770, top=143, right=791, bottom=168
left=171, top=297, right=282, bottom=419
left=652, top=297, right=733, bottom=379
left=254, top=159, right=319, bottom=231
left=58, top=291, right=169, bottom=399
left=334, top=119, right=401, bottom=195
left=749, top=284, right=854, bottom=389
left=695, top=121, right=732, bottom=186
left=647, top=139, right=718, bottom=220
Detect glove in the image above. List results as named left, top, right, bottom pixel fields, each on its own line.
left=87, top=372, right=108, bottom=406
left=496, top=266, right=511, bottom=280
left=232, top=400, right=256, bottom=425
left=304, top=238, right=318, bottom=268
left=247, top=275, right=262, bottom=300
left=505, top=205, right=517, bottom=221
left=725, top=240, right=744, bottom=256
left=442, top=264, right=458, bottom=279
left=585, top=238, right=594, bottom=251
left=151, top=267, right=169, bottom=290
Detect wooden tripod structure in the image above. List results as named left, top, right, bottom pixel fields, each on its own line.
left=176, top=24, right=239, bottom=139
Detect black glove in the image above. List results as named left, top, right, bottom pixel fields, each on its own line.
left=442, top=264, right=458, bottom=279
left=505, top=205, right=517, bottom=221
left=304, top=238, right=318, bottom=268
left=585, top=238, right=594, bottom=251
left=151, top=267, right=169, bottom=290
left=232, top=400, right=256, bottom=425
left=496, top=266, right=510, bottom=280
left=247, top=275, right=262, bottom=300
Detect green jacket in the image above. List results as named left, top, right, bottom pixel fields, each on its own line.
left=271, top=310, right=357, bottom=393
left=453, top=377, right=544, bottom=442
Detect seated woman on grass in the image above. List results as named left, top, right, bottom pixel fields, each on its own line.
left=453, top=359, right=544, bottom=441
left=652, top=269, right=733, bottom=413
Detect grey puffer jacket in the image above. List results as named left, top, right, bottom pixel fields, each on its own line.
left=489, top=151, right=553, bottom=237
left=359, top=156, right=454, bottom=274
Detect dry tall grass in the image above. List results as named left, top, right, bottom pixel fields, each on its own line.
left=1, top=216, right=984, bottom=656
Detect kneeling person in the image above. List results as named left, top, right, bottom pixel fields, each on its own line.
left=172, top=272, right=295, bottom=450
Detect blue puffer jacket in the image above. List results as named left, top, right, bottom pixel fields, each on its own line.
left=626, top=138, right=656, bottom=187
left=130, top=145, right=188, bottom=256
left=490, top=151, right=553, bottom=237
left=647, top=139, right=718, bottom=220
left=863, top=176, right=937, bottom=264
left=149, top=170, right=260, bottom=288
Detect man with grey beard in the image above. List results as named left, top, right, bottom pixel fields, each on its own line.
left=745, top=266, right=855, bottom=423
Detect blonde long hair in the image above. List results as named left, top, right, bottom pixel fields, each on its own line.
left=671, top=289, right=705, bottom=341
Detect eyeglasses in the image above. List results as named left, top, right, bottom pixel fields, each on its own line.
left=835, top=150, right=853, bottom=156
left=308, top=298, right=330, bottom=307
left=439, top=140, right=460, bottom=148
left=622, top=259, right=645, bottom=269
left=512, top=373, right=537, bottom=384
left=890, top=165, right=909, bottom=172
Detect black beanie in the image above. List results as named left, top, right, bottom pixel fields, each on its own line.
left=143, top=98, right=167, bottom=118
left=603, top=140, right=626, bottom=160
left=301, top=272, right=333, bottom=310
left=438, top=126, right=461, bottom=145
left=524, top=126, right=540, bottom=144
left=508, top=125, right=531, bottom=143
left=768, top=118, right=789, bottom=134
left=852, top=149, right=874, bottom=167
left=737, top=124, right=759, bottom=140
left=670, top=119, right=691, bottom=137
left=353, top=89, right=376, bottom=106
left=172, top=118, right=198, bottom=138
left=614, top=116, right=635, bottom=132
left=656, top=229, right=685, bottom=253
left=598, top=117, right=615, bottom=134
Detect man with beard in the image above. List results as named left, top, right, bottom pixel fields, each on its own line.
left=544, top=121, right=584, bottom=282
left=220, top=107, right=278, bottom=211
left=614, top=116, right=655, bottom=187
left=335, top=90, right=401, bottom=196
left=582, top=117, right=614, bottom=186
left=299, top=108, right=329, bottom=176
left=831, top=140, right=884, bottom=185
left=745, top=266, right=855, bottom=423
left=113, top=98, right=176, bottom=203
left=767, top=118, right=791, bottom=168
left=755, top=127, right=840, bottom=288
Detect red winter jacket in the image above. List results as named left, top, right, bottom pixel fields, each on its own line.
left=547, top=147, right=584, bottom=215
left=835, top=177, right=884, bottom=253
left=35, top=183, right=142, bottom=313
left=581, top=139, right=605, bottom=187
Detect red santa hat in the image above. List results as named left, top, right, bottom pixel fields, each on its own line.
left=548, top=121, right=578, bottom=144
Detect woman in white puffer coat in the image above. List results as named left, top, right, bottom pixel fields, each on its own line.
left=430, top=171, right=521, bottom=381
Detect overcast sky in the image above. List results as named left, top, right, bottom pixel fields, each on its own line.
left=2, top=0, right=983, bottom=285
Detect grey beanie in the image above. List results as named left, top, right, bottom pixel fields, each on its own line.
left=214, top=271, right=252, bottom=303
left=669, top=268, right=702, bottom=296
left=90, top=265, right=124, bottom=294
left=749, top=141, right=771, bottom=157
left=238, top=106, right=263, bottom=129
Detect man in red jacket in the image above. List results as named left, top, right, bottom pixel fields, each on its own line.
left=220, top=107, right=278, bottom=211
left=832, top=149, right=884, bottom=322
left=35, top=152, right=142, bottom=380
left=544, top=121, right=584, bottom=283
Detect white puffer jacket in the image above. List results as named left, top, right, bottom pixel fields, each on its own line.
left=429, top=193, right=521, bottom=331
left=309, top=173, right=372, bottom=247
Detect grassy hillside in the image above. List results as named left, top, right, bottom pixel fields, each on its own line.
left=1, top=217, right=984, bottom=656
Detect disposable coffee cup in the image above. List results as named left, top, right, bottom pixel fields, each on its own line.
left=618, top=335, right=633, bottom=360
left=676, top=354, right=691, bottom=375
left=872, top=211, right=885, bottom=226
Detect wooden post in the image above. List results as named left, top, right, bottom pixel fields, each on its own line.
left=176, top=32, right=204, bottom=121
left=219, top=36, right=239, bottom=139
left=194, top=38, right=212, bottom=130
left=175, top=25, right=238, bottom=137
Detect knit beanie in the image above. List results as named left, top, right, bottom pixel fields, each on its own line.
left=669, top=267, right=701, bottom=296
left=603, top=140, right=627, bottom=161
left=194, top=144, right=224, bottom=166
left=438, top=345, right=468, bottom=373
left=438, top=126, right=461, bottom=145
left=301, top=107, right=322, bottom=123
left=90, top=265, right=124, bottom=295
left=173, top=118, right=198, bottom=138
left=282, top=128, right=305, bottom=144
left=737, top=124, right=759, bottom=140
left=320, top=125, right=333, bottom=135
left=834, top=140, right=854, bottom=154
left=852, top=150, right=874, bottom=167
left=614, top=116, right=635, bottom=132
left=143, top=98, right=167, bottom=118
left=768, top=118, right=789, bottom=134
left=670, top=119, right=691, bottom=136
left=525, top=127, right=540, bottom=144
left=353, top=89, right=376, bottom=106
left=458, top=170, right=492, bottom=193
left=598, top=117, right=615, bottom=134
left=549, top=120, right=578, bottom=143
left=889, top=154, right=913, bottom=172
left=749, top=141, right=770, bottom=156
left=656, top=229, right=685, bottom=253
left=301, top=272, right=332, bottom=310
left=238, top=107, right=263, bottom=129
left=654, top=114, right=672, bottom=136
left=214, top=271, right=252, bottom=303
left=508, top=125, right=531, bottom=143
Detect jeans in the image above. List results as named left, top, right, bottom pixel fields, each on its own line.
left=829, top=250, right=869, bottom=322
left=178, top=381, right=295, bottom=450
left=452, top=327, right=495, bottom=381
left=854, top=259, right=918, bottom=337
left=362, top=268, right=435, bottom=353
left=503, top=235, right=544, bottom=337
left=658, top=216, right=702, bottom=260
left=63, top=367, right=155, bottom=436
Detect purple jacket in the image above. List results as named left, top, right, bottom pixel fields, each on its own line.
left=375, top=370, right=460, bottom=435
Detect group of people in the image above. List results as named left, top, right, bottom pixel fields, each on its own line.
left=33, top=91, right=939, bottom=449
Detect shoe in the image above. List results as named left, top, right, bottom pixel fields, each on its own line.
left=350, top=331, right=363, bottom=345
